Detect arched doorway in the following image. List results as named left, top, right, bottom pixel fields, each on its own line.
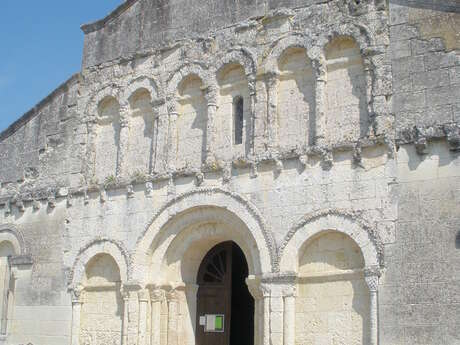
left=196, top=241, right=254, bottom=345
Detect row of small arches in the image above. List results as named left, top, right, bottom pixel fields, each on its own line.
left=90, top=36, right=370, bottom=181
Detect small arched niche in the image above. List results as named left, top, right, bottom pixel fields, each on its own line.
left=95, top=96, right=121, bottom=181
left=296, top=231, right=370, bottom=345
left=325, top=37, right=368, bottom=144
left=277, top=47, right=315, bottom=149
left=80, top=254, right=123, bottom=345
left=177, top=75, right=207, bottom=170
left=217, top=64, right=251, bottom=159
left=0, top=241, right=15, bottom=335
left=127, top=88, right=155, bottom=175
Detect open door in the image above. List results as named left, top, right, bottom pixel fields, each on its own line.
left=196, top=241, right=254, bottom=345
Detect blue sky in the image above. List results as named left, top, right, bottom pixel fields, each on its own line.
left=0, top=0, right=123, bottom=132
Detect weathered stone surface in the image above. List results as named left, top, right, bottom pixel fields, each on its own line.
left=0, top=0, right=458, bottom=344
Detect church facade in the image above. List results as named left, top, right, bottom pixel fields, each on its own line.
left=0, top=1, right=459, bottom=344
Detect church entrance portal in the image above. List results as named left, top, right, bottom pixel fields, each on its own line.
left=196, top=241, right=254, bottom=345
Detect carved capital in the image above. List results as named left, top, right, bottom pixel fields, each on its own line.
left=205, top=85, right=218, bottom=104
left=265, top=71, right=280, bottom=89
left=149, top=288, right=165, bottom=303
left=282, top=285, right=297, bottom=298
left=138, top=289, right=150, bottom=302
left=71, top=286, right=84, bottom=304
left=167, top=99, right=178, bottom=115
left=364, top=266, right=381, bottom=292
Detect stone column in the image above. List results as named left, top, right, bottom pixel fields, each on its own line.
left=70, top=288, right=83, bottom=345
left=282, top=285, right=297, bottom=345
left=121, top=288, right=130, bottom=345
left=247, top=277, right=271, bottom=345
left=118, top=106, right=130, bottom=178
left=149, top=288, right=164, bottom=345
left=152, top=102, right=169, bottom=175
left=261, top=284, right=271, bottom=345
left=149, top=100, right=163, bottom=175
left=248, top=79, right=257, bottom=156
left=86, top=120, right=98, bottom=180
left=265, top=72, right=280, bottom=151
left=166, top=288, right=181, bottom=345
left=138, top=289, right=150, bottom=345
left=205, top=86, right=218, bottom=167
left=167, top=99, right=179, bottom=171
left=365, top=267, right=380, bottom=345
left=312, top=56, right=327, bottom=146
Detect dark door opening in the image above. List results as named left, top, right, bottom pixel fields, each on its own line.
left=196, top=241, right=254, bottom=345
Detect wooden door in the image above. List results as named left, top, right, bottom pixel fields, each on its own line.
left=196, top=242, right=233, bottom=345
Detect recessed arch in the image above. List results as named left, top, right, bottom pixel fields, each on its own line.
left=133, top=188, right=276, bottom=284
left=214, top=48, right=257, bottom=90
left=69, top=239, right=129, bottom=290
left=122, top=76, right=159, bottom=107
left=264, top=34, right=315, bottom=74
left=279, top=210, right=382, bottom=273
left=85, top=83, right=122, bottom=119
left=0, top=226, right=25, bottom=256
left=166, top=63, right=209, bottom=97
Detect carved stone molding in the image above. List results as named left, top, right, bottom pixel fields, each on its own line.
left=69, top=238, right=131, bottom=289
left=279, top=209, right=384, bottom=271
left=134, top=187, right=276, bottom=276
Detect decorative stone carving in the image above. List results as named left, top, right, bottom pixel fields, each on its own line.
left=126, top=184, right=134, bottom=198
left=445, top=124, right=460, bottom=152
left=280, top=209, right=384, bottom=271
left=32, top=199, right=41, bottom=210
left=415, top=126, right=428, bottom=155
left=16, top=199, right=25, bottom=213
left=47, top=195, right=56, bottom=209
left=100, top=188, right=107, bottom=203
left=145, top=182, right=154, bottom=198
left=195, top=172, right=204, bottom=186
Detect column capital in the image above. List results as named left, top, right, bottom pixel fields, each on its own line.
left=264, top=71, right=280, bottom=87
left=138, top=288, right=150, bottom=302
left=205, top=85, right=218, bottom=103
left=167, top=99, right=179, bottom=116
left=70, top=286, right=84, bottom=304
left=364, top=266, right=381, bottom=292
left=149, top=288, right=165, bottom=302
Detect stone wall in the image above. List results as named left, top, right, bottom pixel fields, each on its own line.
left=0, top=0, right=458, bottom=345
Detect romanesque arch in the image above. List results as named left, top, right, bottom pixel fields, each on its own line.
left=0, top=225, right=25, bottom=335
left=69, top=239, right=129, bottom=345
left=279, top=210, right=382, bottom=345
left=122, top=77, right=160, bottom=176
left=132, top=188, right=275, bottom=345
left=133, top=187, right=275, bottom=282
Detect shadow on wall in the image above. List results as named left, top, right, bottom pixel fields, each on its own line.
left=277, top=47, right=316, bottom=149
left=325, top=36, right=368, bottom=144
left=178, top=74, right=207, bottom=169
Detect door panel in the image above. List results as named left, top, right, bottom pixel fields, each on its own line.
left=196, top=242, right=233, bottom=345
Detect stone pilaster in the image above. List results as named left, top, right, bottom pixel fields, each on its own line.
left=70, top=287, right=83, bottom=345
left=138, top=289, right=150, bottom=345
left=167, top=99, right=179, bottom=171
left=282, top=285, right=297, bottom=345
left=312, top=56, right=327, bottom=146
left=118, top=106, right=130, bottom=178
left=265, top=72, right=280, bottom=151
left=365, top=266, right=381, bottom=345
left=205, top=86, right=218, bottom=167
left=149, top=288, right=164, bottom=345
left=166, top=287, right=183, bottom=345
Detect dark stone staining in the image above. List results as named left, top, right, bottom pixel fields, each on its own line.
left=456, top=231, right=460, bottom=249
